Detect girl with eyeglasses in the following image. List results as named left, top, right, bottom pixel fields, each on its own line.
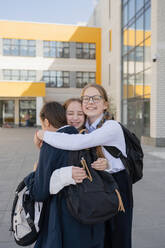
left=36, top=84, right=133, bottom=248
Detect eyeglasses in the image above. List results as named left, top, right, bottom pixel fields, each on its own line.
left=81, top=95, right=103, bottom=104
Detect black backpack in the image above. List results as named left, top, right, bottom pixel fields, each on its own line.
left=64, top=147, right=125, bottom=225
left=104, top=123, right=144, bottom=184
left=10, top=179, right=45, bottom=246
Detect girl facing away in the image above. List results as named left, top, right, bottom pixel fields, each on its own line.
left=24, top=101, right=105, bottom=248
left=36, top=84, right=133, bottom=248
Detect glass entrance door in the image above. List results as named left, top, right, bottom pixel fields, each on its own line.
left=0, top=100, right=15, bottom=127
left=127, top=99, right=146, bottom=138
left=19, top=100, right=36, bottom=127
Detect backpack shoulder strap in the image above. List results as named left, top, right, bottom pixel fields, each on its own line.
left=103, top=146, right=129, bottom=174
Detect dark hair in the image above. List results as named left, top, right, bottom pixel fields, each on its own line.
left=63, top=98, right=82, bottom=110
left=40, top=101, right=67, bottom=129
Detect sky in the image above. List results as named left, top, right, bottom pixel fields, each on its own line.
left=0, top=0, right=98, bottom=25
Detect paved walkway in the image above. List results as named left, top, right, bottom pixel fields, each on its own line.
left=0, top=127, right=165, bottom=248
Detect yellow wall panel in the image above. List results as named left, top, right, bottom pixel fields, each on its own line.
left=123, top=29, right=151, bottom=47
left=0, top=82, right=45, bottom=97
left=123, top=84, right=150, bottom=99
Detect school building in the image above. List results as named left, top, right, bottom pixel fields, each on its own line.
left=0, top=21, right=101, bottom=127
left=88, top=0, right=165, bottom=146
left=0, top=0, right=165, bottom=146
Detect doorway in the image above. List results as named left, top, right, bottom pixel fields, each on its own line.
left=0, top=100, right=14, bottom=127
left=19, top=100, right=36, bottom=127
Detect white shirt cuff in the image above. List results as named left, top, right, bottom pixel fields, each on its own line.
left=50, top=166, right=76, bottom=194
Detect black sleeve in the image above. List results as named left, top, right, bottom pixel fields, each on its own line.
left=24, top=126, right=77, bottom=202
left=24, top=143, right=67, bottom=201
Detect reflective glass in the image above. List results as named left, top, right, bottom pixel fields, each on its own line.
left=89, top=72, right=95, bottom=78
left=135, top=71, right=143, bottom=97
left=28, top=40, right=35, bottom=46
left=3, top=39, right=10, bottom=45
left=63, top=47, right=69, bottom=57
left=136, top=14, right=144, bottom=45
left=127, top=22, right=135, bottom=52
left=20, top=40, right=28, bottom=46
left=128, top=0, right=135, bottom=21
left=144, top=37, right=151, bottom=69
left=77, top=72, right=82, bottom=77
left=89, top=43, right=95, bottom=49
left=76, top=43, right=82, bottom=48
left=123, top=4, right=128, bottom=26
left=143, top=99, right=150, bottom=136
left=29, top=47, right=36, bottom=56
left=83, top=43, right=89, bottom=49
left=144, top=68, right=151, bottom=97
left=136, top=0, right=144, bottom=12
left=135, top=47, right=144, bottom=74
left=21, top=70, right=28, bottom=80
left=64, top=71, right=69, bottom=77
left=11, top=46, right=19, bottom=56
left=123, top=30, right=128, bottom=55
left=89, top=78, right=95, bottom=83
left=128, top=74, right=135, bottom=98
left=3, top=46, right=10, bottom=56
left=144, top=7, right=151, bottom=33
left=128, top=51, right=135, bottom=76
left=90, top=50, right=96, bottom=59
left=57, top=78, right=63, bottom=87
left=50, top=48, right=56, bottom=57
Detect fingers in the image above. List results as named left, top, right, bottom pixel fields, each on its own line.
left=91, top=158, right=108, bottom=171
left=34, top=131, right=43, bottom=149
left=37, top=130, right=44, bottom=140
left=72, top=166, right=87, bottom=183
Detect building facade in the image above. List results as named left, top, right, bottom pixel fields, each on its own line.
left=88, top=0, right=165, bottom=146
left=0, top=21, right=101, bottom=127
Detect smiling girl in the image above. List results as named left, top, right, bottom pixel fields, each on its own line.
left=36, top=84, right=133, bottom=248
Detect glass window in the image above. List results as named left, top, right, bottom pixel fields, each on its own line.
left=136, top=14, right=144, bottom=45
left=43, top=41, right=70, bottom=58
left=19, top=100, right=36, bottom=127
left=123, top=4, right=128, bottom=27
left=144, top=37, right=151, bottom=69
left=3, top=39, right=36, bottom=56
left=135, top=71, right=143, bottom=97
left=144, top=68, right=151, bottom=97
left=128, top=50, right=135, bottom=76
left=136, top=0, right=144, bottom=13
left=128, top=0, right=135, bottom=21
left=144, top=7, right=151, bottom=32
left=0, top=100, right=15, bottom=126
left=76, top=43, right=96, bottom=59
left=127, top=22, right=135, bottom=52
left=42, top=71, right=70, bottom=88
left=3, top=70, right=36, bottom=81
left=128, top=74, right=135, bottom=98
left=135, top=46, right=144, bottom=62
left=76, top=72, right=95, bottom=88
left=123, top=0, right=128, bottom=5
left=135, top=45, right=144, bottom=74
left=143, top=99, right=150, bottom=136
left=121, top=0, right=151, bottom=137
